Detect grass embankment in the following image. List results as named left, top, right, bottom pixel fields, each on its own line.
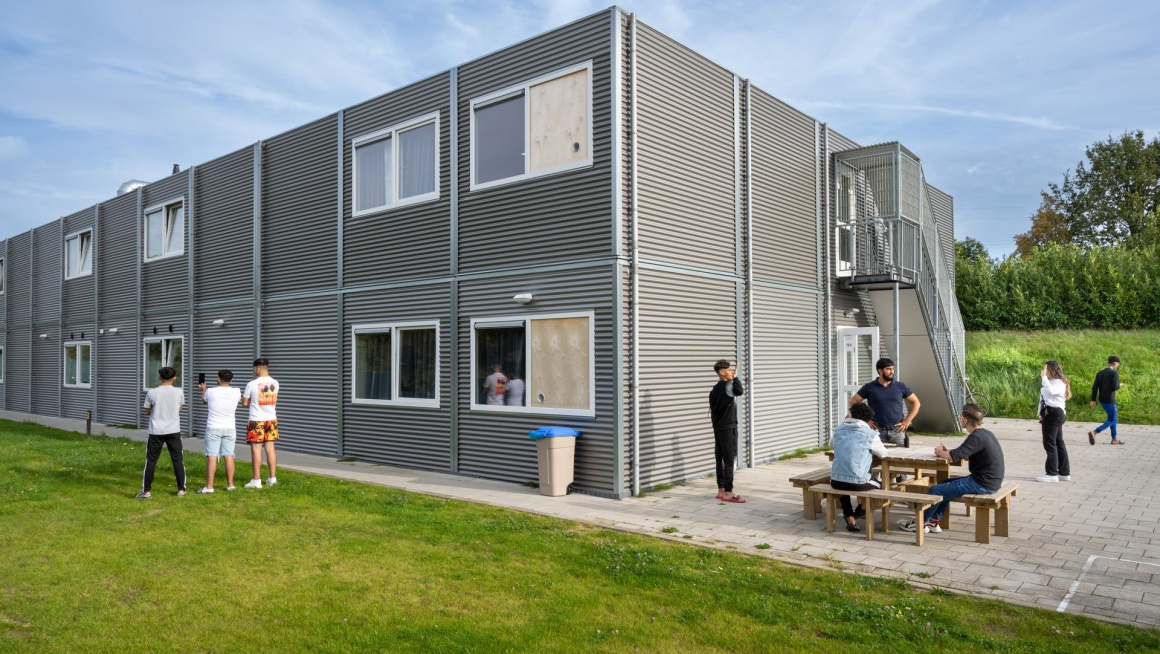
left=966, top=329, right=1160, bottom=425
left=2, top=420, right=1158, bottom=653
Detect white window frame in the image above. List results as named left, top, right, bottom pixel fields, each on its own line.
left=142, top=335, right=185, bottom=390
left=63, top=340, right=92, bottom=389
left=468, top=60, right=594, bottom=192
left=142, top=198, right=185, bottom=263
left=351, top=111, right=441, bottom=218
left=64, top=228, right=94, bottom=280
left=469, top=310, right=596, bottom=418
left=350, top=321, right=440, bottom=408
left=835, top=172, right=856, bottom=278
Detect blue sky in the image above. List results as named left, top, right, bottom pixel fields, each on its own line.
left=1, top=0, right=1157, bottom=258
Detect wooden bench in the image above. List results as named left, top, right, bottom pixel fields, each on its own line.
left=789, top=467, right=832, bottom=520
left=958, top=483, right=1019, bottom=544
left=809, top=484, right=942, bottom=546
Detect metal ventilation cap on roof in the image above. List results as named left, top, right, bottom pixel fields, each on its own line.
left=117, top=180, right=148, bottom=195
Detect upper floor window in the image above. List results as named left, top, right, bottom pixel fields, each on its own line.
left=63, top=341, right=92, bottom=388
left=352, top=112, right=440, bottom=217
left=64, top=229, right=93, bottom=279
left=144, top=199, right=184, bottom=262
left=470, top=61, right=592, bottom=191
left=836, top=173, right=855, bottom=277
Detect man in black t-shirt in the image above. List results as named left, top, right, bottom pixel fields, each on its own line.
left=709, top=359, right=745, bottom=503
left=850, top=357, right=921, bottom=448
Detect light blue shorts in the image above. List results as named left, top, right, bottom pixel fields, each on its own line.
left=204, top=427, right=237, bottom=457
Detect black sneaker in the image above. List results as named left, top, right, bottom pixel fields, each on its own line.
left=1088, top=431, right=1096, bottom=445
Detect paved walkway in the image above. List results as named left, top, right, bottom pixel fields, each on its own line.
left=12, top=411, right=1159, bottom=627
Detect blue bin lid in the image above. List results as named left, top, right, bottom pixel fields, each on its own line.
left=529, top=426, right=580, bottom=439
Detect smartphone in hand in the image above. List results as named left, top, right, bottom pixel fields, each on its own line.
left=198, top=372, right=206, bottom=385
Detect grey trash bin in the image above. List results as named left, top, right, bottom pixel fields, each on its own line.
left=529, top=427, right=580, bottom=496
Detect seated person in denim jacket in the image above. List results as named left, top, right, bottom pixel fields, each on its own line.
left=830, top=402, right=888, bottom=531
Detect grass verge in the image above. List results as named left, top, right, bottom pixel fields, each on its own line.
left=1, top=419, right=1158, bottom=653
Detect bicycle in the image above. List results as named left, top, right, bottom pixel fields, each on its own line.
left=964, top=377, right=992, bottom=417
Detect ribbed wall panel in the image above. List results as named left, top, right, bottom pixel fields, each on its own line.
left=62, top=207, right=96, bottom=330
left=262, top=116, right=338, bottom=293
left=96, top=317, right=138, bottom=427
left=752, top=285, right=820, bottom=463
left=31, top=222, right=62, bottom=417
left=751, top=88, right=818, bottom=286
left=195, top=147, right=254, bottom=303
left=9, top=232, right=33, bottom=412
left=191, top=304, right=254, bottom=435
left=141, top=172, right=190, bottom=307
left=457, top=11, right=613, bottom=272
left=259, top=295, right=338, bottom=456
left=98, top=192, right=138, bottom=319
left=7, top=329, right=30, bottom=412
left=620, top=264, right=632, bottom=491
left=635, top=23, right=735, bottom=273
left=929, top=185, right=955, bottom=283
left=457, top=266, right=615, bottom=494
left=0, top=238, right=5, bottom=400
left=342, top=284, right=452, bottom=470
left=636, top=268, right=738, bottom=489
left=32, top=337, right=59, bottom=416
left=344, top=74, right=451, bottom=285
left=61, top=317, right=95, bottom=421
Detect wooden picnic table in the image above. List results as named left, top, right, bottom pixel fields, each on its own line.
left=825, top=450, right=965, bottom=487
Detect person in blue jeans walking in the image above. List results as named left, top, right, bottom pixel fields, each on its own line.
left=900, top=403, right=1004, bottom=535
left=1089, top=355, right=1125, bottom=445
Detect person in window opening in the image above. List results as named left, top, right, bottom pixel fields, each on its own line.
left=848, top=358, right=921, bottom=449
left=710, top=359, right=745, bottom=503
left=196, top=369, right=242, bottom=494
left=1089, top=355, right=1126, bottom=445
left=830, top=402, right=887, bottom=531
left=1037, top=360, right=1072, bottom=483
left=505, top=371, right=525, bottom=407
left=137, top=366, right=186, bottom=499
left=484, top=364, right=507, bottom=406
left=242, top=358, right=280, bottom=489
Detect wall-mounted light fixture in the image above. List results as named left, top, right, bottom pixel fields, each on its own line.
left=844, top=308, right=861, bottom=318
left=39, top=333, right=48, bottom=339
left=513, top=293, right=534, bottom=305
left=107, top=327, right=119, bottom=335
left=212, top=319, right=226, bottom=327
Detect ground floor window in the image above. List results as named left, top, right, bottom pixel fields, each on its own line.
left=144, top=336, right=182, bottom=389
left=63, top=341, right=91, bottom=388
left=471, top=312, right=594, bottom=417
left=351, top=322, right=439, bottom=407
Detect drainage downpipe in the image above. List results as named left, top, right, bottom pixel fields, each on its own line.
left=822, top=124, right=834, bottom=434
left=629, top=12, right=641, bottom=497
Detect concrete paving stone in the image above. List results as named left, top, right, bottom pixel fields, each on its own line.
left=1068, top=593, right=1118, bottom=610
left=1093, top=586, right=1145, bottom=602
left=1112, top=598, right=1160, bottom=621
left=995, top=559, right=1043, bottom=573
left=1005, top=570, right=1053, bottom=586
left=976, top=575, right=1023, bottom=593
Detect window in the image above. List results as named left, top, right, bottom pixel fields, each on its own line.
left=143, top=336, right=183, bottom=388
left=470, top=312, right=594, bottom=417
left=63, top=341, right=92, bottom=388
left=351, top=322, right=439, bottom=407
left=836, top=173, right=855, bottom=277
left=352, top=112, right=440, bottom=216
left=470, top=61, right=593, bottom=190
left=143, top=199, right=184, bottom=261
left=64, top=229, right=93, bottom=279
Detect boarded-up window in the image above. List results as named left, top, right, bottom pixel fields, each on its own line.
left=528, top=69, right=588, bottom=173
left=529, top=317, right=590, bottom=411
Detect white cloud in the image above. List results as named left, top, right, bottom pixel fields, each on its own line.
left=799, top=101, right=1071, bottom=131
left=0, top=136, right=27, bottom=157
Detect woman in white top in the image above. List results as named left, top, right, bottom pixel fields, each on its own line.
left=1038, top=360, right=1072, bottom=483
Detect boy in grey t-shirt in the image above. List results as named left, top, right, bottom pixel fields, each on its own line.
left=137, top=366, right=186, bottom=498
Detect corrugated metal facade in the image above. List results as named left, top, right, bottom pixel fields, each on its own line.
left=929, top=185, right=955, bottom=283
left=191, top=304, right=254, bottom=436
left=61, top=207, right=95, bottom=420
left=194, top=147, right=254, bottom=304
left=97, top=191, right=141, bottom=427
left=752, top=284, right=819, bottom=462
left=6, top=232, right=32, bottom=412
left=0, top=238, right=6, bottom=405
left=31, top=222, right=62, bottom=417
left=141, top=173, right=190, bottom=309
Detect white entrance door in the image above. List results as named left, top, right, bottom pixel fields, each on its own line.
left=838, top=327, right=879, bottom=407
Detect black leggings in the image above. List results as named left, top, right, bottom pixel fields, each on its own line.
left=830, top=479, right=881, bottom=519
left=1041, top=406, right=1069, bottom=476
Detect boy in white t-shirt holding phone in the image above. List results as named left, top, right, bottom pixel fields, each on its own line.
left=196, top=369, right=243, bottom=494
left=243, top=358, right=280, bottom=488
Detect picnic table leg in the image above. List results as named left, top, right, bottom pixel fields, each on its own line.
left=881, top=499, right=889, bottom=532
left=815, top=490, right=824, bottom=517
left=825, top=495, right=836, bottom=533
left=914, top=504, right=925, bottom=546
left=881, top=461, right=891, bottom=489
left=965, top=505, right=972, bottom=517
left=943, top=501, right=952, bottom=531
left=866, top=501, right=874, bottom=541
left=995, top=499, right=1010, bottom=538
left=974, top=506, right=992, bottom=544
left=802, top=488, right=817, bottom=520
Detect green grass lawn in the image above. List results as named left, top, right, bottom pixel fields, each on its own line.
left=966, top=329, right=1160, bottom=425
left=2, top=420, right=1158, bottom=653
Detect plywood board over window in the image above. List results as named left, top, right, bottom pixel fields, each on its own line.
left=528, top=69, right=589, bottom=172
left=530, top=317, right=590, bottom=411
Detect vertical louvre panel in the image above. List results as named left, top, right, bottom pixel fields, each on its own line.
left=342, top=284, right=451, bottom=470
left=752, top=285, right=820, bottom=463
left=195, top=147, right=254, bottom=303
left=262, top=116, right=338, bottom=293
left=32, top=222, right=61, bottom=417
left=343, top=74, right=451, bottom=285
left=458, top=267, right=615, bottom=494
left=97, top=191, right=140, bottom=426
left=635, top=23, right=734, bottom=272
left=141, top=173, right=190, bottom=309
left=259, top=295, right=338, bottom=456
left=6, top=233, right=32, bottom=412
left=192, top=305, right=254, bottom=435
left=928, top=185, right=955, bottom=283
left=457, top=11, right=612, bottom=272
left=637, top=268, right=736, bottom=489
left=751, top=89, right=818, bottom=286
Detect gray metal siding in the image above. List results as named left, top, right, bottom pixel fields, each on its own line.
left=141, top=172, right=190, bottom=309
left=0, top=239, right=5, bottom=400
left=752, top=285, right=819, bottom=462
left=457, top=11, right=613, bottom=273
left=194, top=147, right=254, bottom=303
left=457, top=266, right=616, bottom=494
left=96, top=317, right=138, bottom=427
left=141, top=310, right=190, bottom=433
left=636, top=267, right=737, bottom=489
left=98, top=192, right=138, bottom=319
left=751, top=88, right=818, bottom=286
left=62, top=207, right=95, bottom=338
left=634, top=23, right=735, bottom=273
left=344, top=74, right=452, bottom=285
left=259, top=294, right=338, bottom=456
left=262, top=115, right=339, bottom=294
left=342, top=284, right=452, bottom=471
left=191, top=304, right=254, bottom=435
left=929, top=185, right=955, bottom=283
left=31, top=222, right=62, bottom=417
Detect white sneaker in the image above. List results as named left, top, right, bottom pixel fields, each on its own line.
left=225, top=485, right=237, bottom=491
left=899, top=519, right=930, bottom=533
left=1036, top=475, right=1059, bottom=483
left=266, top=477, right=277, bottom=486
left=1059, top=475, right=1071, bottom=481
left=196, top=487, right=214, bottom=494
left=244, top=479, right=263, bottom=489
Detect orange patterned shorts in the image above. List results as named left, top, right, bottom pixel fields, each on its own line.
left=246, top=420, right=279, bottom=443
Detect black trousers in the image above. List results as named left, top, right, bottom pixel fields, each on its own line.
left=830, top=479, right=881, bottom=519
left=143, top=433, right=186, bottom=492
left=713, top=426, right=738, bottom=493
left=1041, top=406, right=1070, bottom=476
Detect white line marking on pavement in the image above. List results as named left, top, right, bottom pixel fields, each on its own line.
left=1057, top=555, right=1160, bottom=613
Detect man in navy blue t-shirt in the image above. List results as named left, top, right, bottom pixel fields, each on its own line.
left=850, top=357, right=921, bottom=448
